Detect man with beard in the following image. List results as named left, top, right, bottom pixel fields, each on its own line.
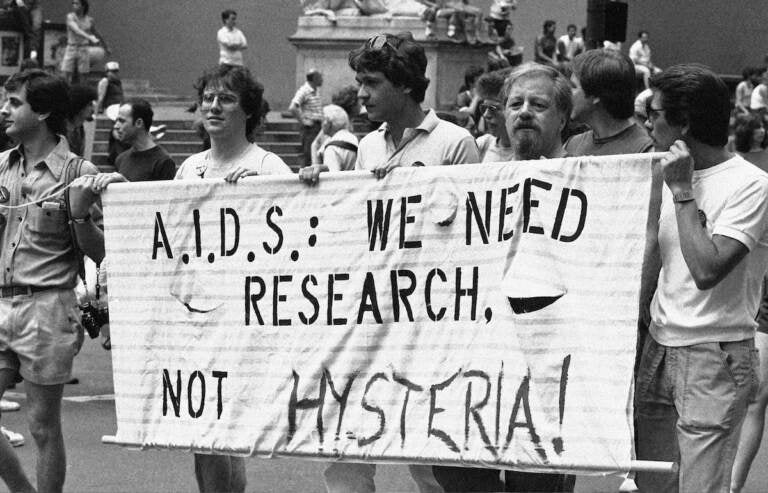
left=504, top=62, right=571, bottom=162
left=495, top=61, right=577, bottom=492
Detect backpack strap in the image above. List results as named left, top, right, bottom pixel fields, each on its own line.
left=63, top=156, right=87, bottom=280
left=325, top=140, right=358, bottom=153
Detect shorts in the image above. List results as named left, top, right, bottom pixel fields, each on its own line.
left=0, top=288, right=83, bottom=385
left=60, top=44, right=90, bottom=74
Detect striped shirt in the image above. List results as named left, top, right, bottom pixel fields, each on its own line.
left=290, top=82, right=323, bottom=126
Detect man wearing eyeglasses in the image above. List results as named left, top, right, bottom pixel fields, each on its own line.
left=635, top=64, right=768, bottom=492
left=88, top=65, right=291, bottom=493
left=564, top=49, right=652, bottom=157
left=474, top=69, right=514, bottom=163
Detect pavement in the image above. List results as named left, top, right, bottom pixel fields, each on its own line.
left=1, top=333, right=768, bottom=491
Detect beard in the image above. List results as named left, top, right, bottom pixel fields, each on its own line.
left=514, top=131, right=542, bottom=160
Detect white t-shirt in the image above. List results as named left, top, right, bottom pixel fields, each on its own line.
left=629, top=39, right=651, bottom=66
left=217, top=26, right=247, bottom=66
left=175, top=144, right=291, bottom=180
left=650, top=155, right=768, bottom=346
left=477, top=134, right=514, bottom=163
left=751, top=84, right=768, bottom=111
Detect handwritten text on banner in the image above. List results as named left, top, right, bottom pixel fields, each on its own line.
left=102, top=156, right=653, bottom=473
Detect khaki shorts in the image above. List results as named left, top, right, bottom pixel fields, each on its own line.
left=60, top=44, right=89, bottom=74
left=0, top=288, right=83, bottom=385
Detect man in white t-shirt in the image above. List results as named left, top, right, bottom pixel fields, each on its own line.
left=629, top=30, right=661, bottom=89
left=217, top=9, right=247, bottom=67
left=636, top=64, right=768, bottom=493
left=556, top=24, right=583, bottom=64
left=750, top=67, right=768, bottom=114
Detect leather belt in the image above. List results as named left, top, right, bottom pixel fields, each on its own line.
left=0, top=286, right=53, bottom=298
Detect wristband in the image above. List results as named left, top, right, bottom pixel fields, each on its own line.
left=70, top=213, right=91, bottom=224
left=672, top=190, right=695, bottom=203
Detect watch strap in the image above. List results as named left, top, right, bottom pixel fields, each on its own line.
left=70, top=213, right=91, bottom=224
left=672, top=189, right=695, bottom=203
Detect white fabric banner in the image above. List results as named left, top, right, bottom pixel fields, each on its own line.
left=103, top=155, right=653, bottom=474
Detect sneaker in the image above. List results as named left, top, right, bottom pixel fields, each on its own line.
left=1, top=426, right=24, bottom=447
left=0, top=399, right=20, bottom=412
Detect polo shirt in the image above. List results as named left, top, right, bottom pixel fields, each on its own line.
left=355, top=109, right=480, bottom=170
left=0, top=138, right=99, bottom=288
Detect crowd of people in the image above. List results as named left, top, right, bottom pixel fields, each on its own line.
left=0, top=5, right=764, bottom=493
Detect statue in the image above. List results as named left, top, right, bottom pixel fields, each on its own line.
left=420, top=0, right=482, bottom=44
left=300, top=0, right=363, bottom=22
left=484, top=0, right=516, bottom=43
left=300, top=0, right=427, bottom=21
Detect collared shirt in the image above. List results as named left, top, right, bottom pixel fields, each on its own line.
left=355, top=109, right=480, bottom=170
left=290, top=82, right=323, bottom=126
left=0, top=138, right=99, bottom=288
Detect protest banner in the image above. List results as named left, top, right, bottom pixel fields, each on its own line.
left=102, top=155, right=665, bottom=474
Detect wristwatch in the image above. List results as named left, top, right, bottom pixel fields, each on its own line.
left=70, top=213, right=91, bottom=224
left=672, top=190, right=695, bottom=203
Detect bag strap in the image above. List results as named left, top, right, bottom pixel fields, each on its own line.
left=63, top=156, right=87, bottom=281
left=325, top=140, right=358, bottom=153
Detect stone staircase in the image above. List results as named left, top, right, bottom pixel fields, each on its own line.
left=89, top=78, right=375, bottom=173
left=92, top=116, right=306, bottom=172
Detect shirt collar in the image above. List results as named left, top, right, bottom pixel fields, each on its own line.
left=9, top=136, right=72, bottom=180
left=377, top=108, right=438, bottom=135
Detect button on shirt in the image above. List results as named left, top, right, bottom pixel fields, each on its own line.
left=355, top=109, right=480, bottom=170
left=0, top=138, right=99, bottom=288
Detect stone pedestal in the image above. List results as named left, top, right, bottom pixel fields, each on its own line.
left=289, top=15, right=494, bottom=111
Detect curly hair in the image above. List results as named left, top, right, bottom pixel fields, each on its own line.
left=194, top=65, right=265, bottom=136
left=348, top=32, right=429, bottom=103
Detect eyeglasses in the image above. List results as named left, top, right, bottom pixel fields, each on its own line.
left=646, top=103, right=664, bottom=120
left=480, top=103, right=503, bottom=115
left=201, top=92, right=239, bottom=107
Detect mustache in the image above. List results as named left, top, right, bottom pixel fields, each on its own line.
left=513, top=122, right=539, bottom=131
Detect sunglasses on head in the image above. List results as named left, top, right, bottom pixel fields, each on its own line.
left=367, top=34, right=402, bottom=52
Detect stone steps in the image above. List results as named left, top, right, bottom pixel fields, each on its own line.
left=91, top=99, right=372, bottom=173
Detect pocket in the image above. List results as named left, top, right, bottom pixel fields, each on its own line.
left=717, top=341, right=756, bottom=388
left=26, top=205, right=69, bottom=247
